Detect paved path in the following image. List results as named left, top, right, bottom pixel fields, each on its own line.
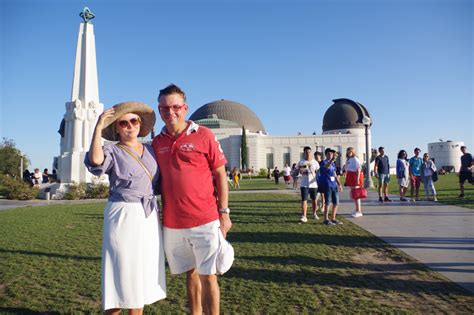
left=1, top=189, right=473, bottom=294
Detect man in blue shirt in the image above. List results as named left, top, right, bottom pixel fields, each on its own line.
left=319, top=148, right=343, bottom=225
left=459, top=146, right=473, bottom=198
left=409, top=147, right=423, bottom=202
left=374, top=146, right=392, bottom=202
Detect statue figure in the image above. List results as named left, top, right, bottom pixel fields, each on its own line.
left=72, top=99, right=85, bottom=151
left=83, top=101, right=100, bottom=149
left=80, top=7, right=95, bottom=23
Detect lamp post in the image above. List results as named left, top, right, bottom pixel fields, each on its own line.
left=362, top=116, right=374, bottom=188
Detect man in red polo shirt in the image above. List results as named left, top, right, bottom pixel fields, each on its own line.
left=152, top=84, right=231, bottom=315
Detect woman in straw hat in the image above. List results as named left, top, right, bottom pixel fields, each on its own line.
left=84, top=101, right=166, bottom=314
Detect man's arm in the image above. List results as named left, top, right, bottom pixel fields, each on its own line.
left=213, top=165, right=232, bottom=238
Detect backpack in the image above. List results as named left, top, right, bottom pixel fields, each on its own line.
left=432, top=171, right=438, bottom=182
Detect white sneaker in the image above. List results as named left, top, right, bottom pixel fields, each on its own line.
left=433, top=197, right=438, bottom=202
left=410, top=198, right=416, bottom=202
left=352, top=211, right=363, bottom=218
left=313, top=213, right=319, bottom=220
left=300, top=216, right=308, bottom=223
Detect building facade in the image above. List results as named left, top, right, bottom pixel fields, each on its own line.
left=190, top=98, right=372, bottom=172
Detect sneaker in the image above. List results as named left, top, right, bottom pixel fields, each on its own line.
left=323, top=219, right=335, bottom=226
left=351, top=211, right=363, bottom=218
left=313, top=213, right=319, bottom=220
left=379, top=197, right=384, bottom=202
left=331, top=219, right=343, bottom=225
left=459, top=194, right=465, bottom=198
left=433, top=197, right=438, bottom=202
left=300, top=216, right=308, bottom=223
left=410, top=198, right=416, bottom=202
left=384, top=197, right=392, bottom=202
left=400, top=198, right=408, bottom=201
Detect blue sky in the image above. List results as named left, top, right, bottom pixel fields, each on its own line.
left=1, top=0, right=472, bottom=170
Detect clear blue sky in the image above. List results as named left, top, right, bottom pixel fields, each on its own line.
left=1, top=0, right=472, bottom=170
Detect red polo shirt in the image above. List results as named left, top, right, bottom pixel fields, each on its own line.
left=152, top=121, right=227, bottom=228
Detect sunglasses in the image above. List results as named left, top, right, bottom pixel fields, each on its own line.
left=159, top=104, right=186, bottom=112
left=117, top=117, right=141, bottom=128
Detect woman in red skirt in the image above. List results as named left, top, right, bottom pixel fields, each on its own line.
left=345, top=147, right=364, bottom=218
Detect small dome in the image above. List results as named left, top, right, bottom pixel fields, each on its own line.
left=190, top=99, right=266, bottom=133
left=322, top=98, right=372, bottom=132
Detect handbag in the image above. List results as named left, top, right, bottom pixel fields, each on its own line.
left=351, top=187, right=367, bottom=199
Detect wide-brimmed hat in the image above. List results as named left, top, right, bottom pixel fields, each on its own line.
left=101, top=101, right=156, bottom=141
left=216, top=229, right=234, bottom=275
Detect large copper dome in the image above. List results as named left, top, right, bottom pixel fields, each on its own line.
left=190, top=99, right=266, bottom=133
left=322, top=98, right=372, bottom=132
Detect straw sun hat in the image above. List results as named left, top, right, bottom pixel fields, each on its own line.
left=101, top=101, right=156, bottom=141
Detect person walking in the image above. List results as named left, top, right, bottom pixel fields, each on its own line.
left=420, top=153, right=438, bottom=201
left=345, top=147, right=364, bottom=218
left=320, top=148, right=343, bottom=225
left=396, top=150, right=410, bottom=201
left=374, top=146, right=392, bottom=202
left=291, top=163, right=300, bottom=190
left=232, top=167, right=241, bottom=190
left=272, top=166, right=280, bottom=184
left=314, top=151, right=325, bottom=212
left=282, top=163, right=292, bottom=186
left=297, top=146, right=320, bottom=222
left=458, top=146, right=473, bottom=198
left=409, top=147, right=423, bottom=202
left=84, top=102, right=166, bottom=314
left=152, top=84, right=231, bottom=315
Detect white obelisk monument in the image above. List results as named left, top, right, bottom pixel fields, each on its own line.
left=57, top=8, right=103, bottom=184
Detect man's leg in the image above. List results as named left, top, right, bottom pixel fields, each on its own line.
left=415, top=177, right=420, bottom=200
left=302, top=200, right=308, bottom=218
left=331, top=205, right=338, bottom=220
left=187, top=269, right=202, bottom=315
left=199, top=274, right=220, bottom=315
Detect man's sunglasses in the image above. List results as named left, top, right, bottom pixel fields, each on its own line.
left=159, top=104, right=186, bottom=112
left=117, top=117, right=141, bottom=128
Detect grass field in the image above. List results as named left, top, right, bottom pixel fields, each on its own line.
left=0, top=192, right=473, bottom=314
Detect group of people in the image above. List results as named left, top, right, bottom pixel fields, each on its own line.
left=84, top=84, right=232, bottom=314
left=22, top=168, right=56, bottom=188
left=375, top=145, right=473, bottom=202
left=295, top=146, right=364, bottom=225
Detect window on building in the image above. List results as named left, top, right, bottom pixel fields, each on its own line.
left=283, top=152, right=291, bottom=166
left=266, top=153, right=274, bottom=169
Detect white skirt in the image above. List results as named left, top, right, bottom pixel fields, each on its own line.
left=102, top=201, right=166, bottom=310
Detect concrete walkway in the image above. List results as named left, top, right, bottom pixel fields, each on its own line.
left=1, top=189, right=473, bottom=294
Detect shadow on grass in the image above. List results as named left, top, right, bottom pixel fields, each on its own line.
left=225, top=265, right=473, bottom=296
left=0, top=308, right=59, bottom=314
left=0, top=248, right=100, bottom=261
left=229, top=232, right=382, bottom=246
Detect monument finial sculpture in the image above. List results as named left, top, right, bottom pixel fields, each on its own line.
left=80, top=7, right=95, bottom=23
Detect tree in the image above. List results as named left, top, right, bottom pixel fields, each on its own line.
left=0, top=138, right=30, bottom=178
left=241, top=126, right=248, bottom=170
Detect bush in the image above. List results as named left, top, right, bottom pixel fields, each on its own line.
left=86, top=182, right=109, bottom=199
left=63, top=182, right=109, bottom=200
left=258, top=168, right=268, bottom=177
left=0, top=175, right=38, bottom=200
left=63, top=182, right=87, bottom=200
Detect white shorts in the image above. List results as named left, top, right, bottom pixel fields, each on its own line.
left=163, top=220, right=220, bottom=275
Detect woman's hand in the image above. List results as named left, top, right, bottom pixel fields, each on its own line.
left=95, top=107, right=115, bottom=131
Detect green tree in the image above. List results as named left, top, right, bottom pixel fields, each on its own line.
left=241, top=126, right=248, bottom=170
left=0, top=138, right=30, bottom=178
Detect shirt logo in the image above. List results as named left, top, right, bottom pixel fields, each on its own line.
left=180, top=143, right=195, bottom=152
left=157, top=147, right=170, bottom=154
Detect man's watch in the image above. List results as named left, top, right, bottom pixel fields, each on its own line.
left=219, top=208, right=230, bottom=214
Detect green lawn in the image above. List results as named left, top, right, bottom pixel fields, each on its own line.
left=0, top=193, right=473, bottom=314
